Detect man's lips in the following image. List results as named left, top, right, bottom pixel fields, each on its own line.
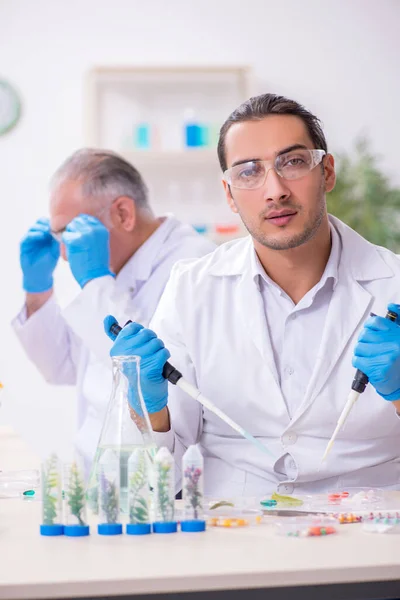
left=266, top=210, right=297, bottom=220
left=265, top=211, right=297, bottom=226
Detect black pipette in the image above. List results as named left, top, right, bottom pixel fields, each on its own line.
left=110, top=321, right=183, bottom=384
left=109, top=320, right=274, bottom=458
left=321, top=308, right=398, bottom=461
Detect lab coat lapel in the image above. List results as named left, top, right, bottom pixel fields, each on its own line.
left=292, top=274, right=372, bottom=420
left=236, top=265, right=287, bottom=406
left=292, top=215, right=394, bottom=421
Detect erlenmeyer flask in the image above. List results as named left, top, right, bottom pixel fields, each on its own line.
left=87, top=355, right=157, bottom=515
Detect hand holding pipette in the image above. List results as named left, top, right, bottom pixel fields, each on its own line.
left=104, top=316, right=274, bottom=459
left=322, top=306, right=400, bottom=462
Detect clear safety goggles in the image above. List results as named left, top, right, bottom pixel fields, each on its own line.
left=50, top=204, right=112, bottom=242
left=223, top=148, right=326, bottom=190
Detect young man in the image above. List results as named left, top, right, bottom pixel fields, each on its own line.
left=13, top=149, right=214, bottom=467
left=106, top=95, right=400, bottom=497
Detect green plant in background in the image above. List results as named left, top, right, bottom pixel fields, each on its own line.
left=327, top=138, right=400, bottom=251
left=42, top=453, right=59, bottom=525
left=67, top=462, right=86, bottom=526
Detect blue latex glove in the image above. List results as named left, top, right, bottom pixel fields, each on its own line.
left=20, top=217, right=60, bottom=293
left=62, top=215, right=114, bottom=288
left=104, top=316, right=170, bottom=414
left=352, top=303, right=400, bottom=401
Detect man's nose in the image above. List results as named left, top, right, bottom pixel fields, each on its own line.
left=262, top=168, right=291, bottom=203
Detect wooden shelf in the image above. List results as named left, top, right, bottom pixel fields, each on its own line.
left=120, top=149, right=219, bottom=167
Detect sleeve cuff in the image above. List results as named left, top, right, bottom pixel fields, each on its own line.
left=152, top=427, right=175, bottom=453
left=11, top=295, right=56, bottom=331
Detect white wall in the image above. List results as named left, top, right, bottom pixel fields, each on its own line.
left=1, top=0, right=399, bottom=459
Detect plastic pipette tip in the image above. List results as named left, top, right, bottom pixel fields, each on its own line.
left=321, top=440, right=334, bottom=463
left=244, top=432, right=274, bottom=458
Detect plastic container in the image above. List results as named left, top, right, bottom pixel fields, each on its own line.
left=63, top=461, right=90, bottom=537
left=153, top=447, right=177, bottom=533
left=97, top=449, right=122, bottom=535
left=309, top=488, right=384, bottom=511
left=275, top=516, right=338, bottom=538
left=181, top=445, right=205, bottom=532
left=126, top=448, right=152, bottom=535
left=205, top=504, right=263, bottom=528
left=362, top=516, right=400, bottom=534
left=40, top=454, right=64, bottom=536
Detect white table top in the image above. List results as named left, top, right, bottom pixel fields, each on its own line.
left=1, top=426, right=400, bottom=599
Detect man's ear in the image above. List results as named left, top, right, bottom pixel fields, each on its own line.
left=111, top=196, right=136, bottom=231
left=223, top=180, right=238, bottom=214
left=324, top=154, right=336, bottom=193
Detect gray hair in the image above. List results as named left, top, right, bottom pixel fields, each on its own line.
left=50, top=148, right=150, bottom=216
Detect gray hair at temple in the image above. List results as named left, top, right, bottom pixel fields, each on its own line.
left=50, top=148, right=151, bottom=220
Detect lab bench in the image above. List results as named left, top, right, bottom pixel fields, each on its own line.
left=1, top=426, right=400, bottom=600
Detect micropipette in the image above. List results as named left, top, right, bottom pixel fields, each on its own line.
left=110, top=320, right=274, bottom=459
left=321, top=308, right=398, bottom=462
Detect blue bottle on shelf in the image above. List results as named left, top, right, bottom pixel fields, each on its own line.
left=134, top=122, right=151, bottom=149
left=184, top=109, right=202, bottom=148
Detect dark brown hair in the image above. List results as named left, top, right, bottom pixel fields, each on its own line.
left=217, top=93, right=328, bottom=172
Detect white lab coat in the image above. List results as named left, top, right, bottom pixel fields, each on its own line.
left=13, top=216, right=215, bottom=466
left=150, top=216, right=400, bottom=497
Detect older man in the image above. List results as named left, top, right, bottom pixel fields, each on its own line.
left=13, top=148, right=214, bottom=466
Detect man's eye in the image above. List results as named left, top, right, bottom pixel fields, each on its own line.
left=238, top=164, right=262, bottom=178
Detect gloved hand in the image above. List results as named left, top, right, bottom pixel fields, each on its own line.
left=353, top=303, right=400, bottom=401
left=104, top=315, right=170, bottom=414
left=20, top=217, right=60, bottom=293
left=62, top=215, right=114, bottom=288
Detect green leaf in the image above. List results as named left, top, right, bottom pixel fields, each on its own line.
left=327, top=137, right=400, bottom=251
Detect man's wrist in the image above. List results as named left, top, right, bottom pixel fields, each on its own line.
left=149, top=406, right=170, bottom=432
left=26, top=289, right=53, bottom=318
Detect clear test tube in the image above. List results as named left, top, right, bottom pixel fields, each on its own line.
left=40, top=453, right=63, bottom=536
left=153, top=447, right=177, bottom=533
left=63, top=461, right=90, bottom=537
left=181, top=445, right=206, bottom=532
left=97, top=449, right=122, bottom=535
left=126, top=448, right=152, bottom=535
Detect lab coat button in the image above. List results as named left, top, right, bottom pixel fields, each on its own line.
left=282, top=431, right=297, bottom=446
left=284, top=366, right=294, bottom=377
left=278, top=483, right=294, bottom=494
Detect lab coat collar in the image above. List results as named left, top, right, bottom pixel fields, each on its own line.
left=250, top=221, right=341, bottom=298
left=209, top=214, right=394, bottom=283
left=114, top=215, right=179, bottom=293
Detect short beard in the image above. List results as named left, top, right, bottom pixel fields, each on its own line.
left=237, top=189, right=326, bottom=251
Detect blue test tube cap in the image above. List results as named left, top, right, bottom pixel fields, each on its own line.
left=97, top=522, right=123, bottom=536
left=181, top=519, right=206, bottom=532
left=126, top=523, right=152, bottom=536
left=40, top=523, right=64, bottom=536
left=64, top=524, right=90, bottom=537
left=153, top=521, right=178, bottom=534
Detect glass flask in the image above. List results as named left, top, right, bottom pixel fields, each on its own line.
left=40, top=453, right=63, bottom=536
left=87, top=355, right=157, bottom=515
